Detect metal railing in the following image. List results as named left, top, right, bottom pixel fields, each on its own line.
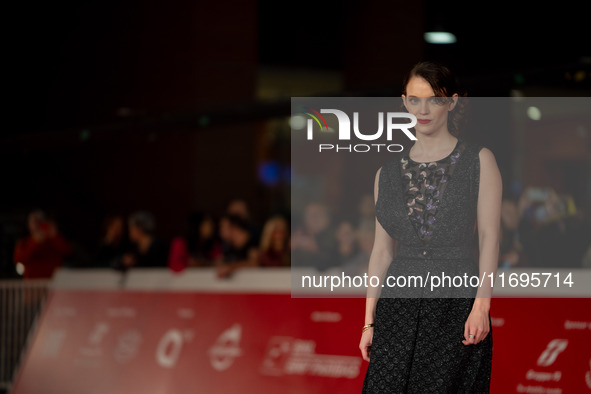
left=0, top=280, right=50, bottom=393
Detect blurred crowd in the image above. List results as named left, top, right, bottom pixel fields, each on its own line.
left=11, top=184, right=591, bottom=280
left=499, top=186, right=590, bottom=269
left=13, top=199, right=290, bottom=280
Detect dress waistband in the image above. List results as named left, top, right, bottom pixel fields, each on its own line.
left=396, top=244, right=475, bottom=260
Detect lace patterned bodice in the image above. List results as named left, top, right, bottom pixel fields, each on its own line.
left=400, top=138, right=466, bottom=243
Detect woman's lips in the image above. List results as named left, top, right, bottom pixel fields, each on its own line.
left=417, top=119, right=431, bottom=124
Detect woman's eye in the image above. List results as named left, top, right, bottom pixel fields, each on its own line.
left=409, top=98, right=419, bottom=104
left=430, top=98, right=447, bottom=105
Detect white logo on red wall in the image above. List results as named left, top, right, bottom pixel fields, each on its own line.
left=156, top=329, right=194, bottom=368
left=260, top=336, right=361, bottom=378
left=77, top=322, right=110, bottom=363
left=209, top=323, right=243, bottom=371
left=537, top=339, right=568, bottom=367
left=114, top=329, right=142, bottom=364
left=517, top=339, right=569, bottom=392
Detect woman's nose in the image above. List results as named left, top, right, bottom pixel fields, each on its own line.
left=419, top=103, right=429, bottom=115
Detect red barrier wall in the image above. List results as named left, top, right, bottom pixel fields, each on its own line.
left=11, top=269, right=591, bottom=393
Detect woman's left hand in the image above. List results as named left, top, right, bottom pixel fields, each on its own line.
left=462, top=307, right=490, bottom=345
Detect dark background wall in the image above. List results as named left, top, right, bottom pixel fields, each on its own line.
left=1, top=0, right=590, bottom=274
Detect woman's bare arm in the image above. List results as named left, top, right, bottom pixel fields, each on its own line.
left=360, top=166, right=395, bottom=361
left=365, top=167, right=396, bottom=323
left=462, top=147, right=502, bottom=346
left=474, top=147, right=503, bottom=308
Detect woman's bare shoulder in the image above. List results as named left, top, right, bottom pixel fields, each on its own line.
left=478, top=147, right=497, bottom=167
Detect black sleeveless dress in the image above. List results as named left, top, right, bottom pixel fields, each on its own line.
left=362, top=138, right=493, bottom=393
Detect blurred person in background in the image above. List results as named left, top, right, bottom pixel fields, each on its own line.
left=226, top=198, right=261, bottom=244
left=291, top=202, right=338, bottom=270
left=13, top=210, right=73, bottom=279
left=187, top=212, right=223, bottom=265
left=168, top=212, right=223, bottom=272
left=518, top=187, right=587, bottom=268
left=227, top=198, right=250, bottom=220
left=259, top=214, right=290, bottom=267
left=342, top=220, right=377, bottom=276
left=121, top=211, right=168, bottom=268
left=532, top=188, right=587, bottom=268
left=217, top=214, right=260, bottom=278
left=513, top=187, right=541, bottom=266
left=217, top=213, right=234, bottom=263
left=358, top=193, right=376, bottom=230
left=340, top=195, right=382, bottom=275
left=94, top=214, right=130, bottom=268
left=335, top=219, right=360, bottom=266
left=498, top=198, right=529, bottom=268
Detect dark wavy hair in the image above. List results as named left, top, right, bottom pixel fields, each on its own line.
left=401, top=61, right=467, bottom=137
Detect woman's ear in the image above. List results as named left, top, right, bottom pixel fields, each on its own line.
left=401, top=94, right=408, bottom=111
left=449, top=93, right=459, bottom=111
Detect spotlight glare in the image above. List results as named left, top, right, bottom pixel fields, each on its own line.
left=527, top=106, right=542, bottom=121
left=424, top=32, right=457, bottom=44
left=290, top=115, right=306, bottom=130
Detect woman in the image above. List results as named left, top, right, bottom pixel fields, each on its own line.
left=187, top=212, right=223, bottom=266
left=94, top=214, right=130, bottom=268
left=360, top=61, right=502, bottom=392
left=259, top=215, right=290, bottom=267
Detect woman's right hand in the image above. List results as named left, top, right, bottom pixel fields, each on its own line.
left=359, top=328, right=374, bottom=362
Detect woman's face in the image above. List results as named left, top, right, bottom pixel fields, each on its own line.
left=336, top=222, right=355, bottom=245
left=231, top=225, right=250, bottom=248
left=501, top=200, right=519, bottom=229
left=402, top=76, right=457, bottom=136
left=271, top=220, right=288, bottom=242
left=107, top=217, right=124, bottom=240
left=128, top=222, right=141, bottom=242
left=219, top=218, right=232, bottom=241
left=304, top=203, right=329, bottom=235
left=200, top=218, right=214, bottom=239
